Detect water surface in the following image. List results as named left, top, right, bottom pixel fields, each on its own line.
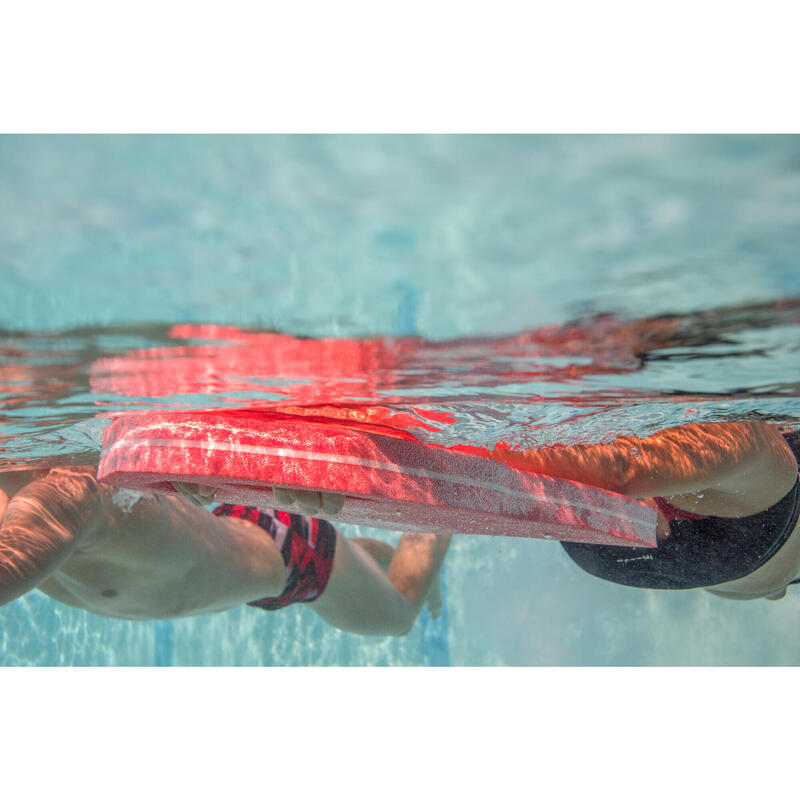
left=1, top=135, right=799, bottom=665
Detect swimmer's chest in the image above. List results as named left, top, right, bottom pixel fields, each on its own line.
left=37, top=493, right=213, bottom=616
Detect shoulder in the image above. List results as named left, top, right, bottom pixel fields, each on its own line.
left=12, top=466, right=102, bottom=522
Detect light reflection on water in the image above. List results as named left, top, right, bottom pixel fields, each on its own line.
left=2, top=299, right=800, bottom=469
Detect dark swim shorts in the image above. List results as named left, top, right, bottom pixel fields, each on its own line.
left=213, top=504, right=337, bottom=610
left=561, top=477, right=800, bottom=590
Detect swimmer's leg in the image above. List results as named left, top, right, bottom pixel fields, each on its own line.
left=351, top=536, right=444, bottom=618
left=350, top=537, right=393, bottom=569
left=310, top=531, right=451, bottom=637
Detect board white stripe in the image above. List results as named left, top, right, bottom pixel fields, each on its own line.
left=108, top=433, right=654, bottom=526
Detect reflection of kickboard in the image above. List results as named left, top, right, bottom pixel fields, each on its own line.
left=98, top=411, right=657, bottom=546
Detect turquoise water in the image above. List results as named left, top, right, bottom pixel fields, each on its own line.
left=1, top=134, right=800, bottom=665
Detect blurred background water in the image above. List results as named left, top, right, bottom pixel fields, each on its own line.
left=1, top=134, right=799, bottom=665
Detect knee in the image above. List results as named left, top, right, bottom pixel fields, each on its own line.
left=389, top=623, right=414, bottom=638
left=358, top=607, right=415, bottom=637
left=386, top=610, right=416, bottom=638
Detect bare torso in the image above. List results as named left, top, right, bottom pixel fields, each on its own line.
left=0, top=466, right=449, bottom=637
left=33, top=481, right=286, bottom=619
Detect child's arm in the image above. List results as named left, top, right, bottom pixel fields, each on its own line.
left=0, top=467, right=99, bottom=606
left=311, top=530, right=451, bottom=636
left=486, top=422, right=798, bottom=514
left=173, top=482, right=346, bottom=516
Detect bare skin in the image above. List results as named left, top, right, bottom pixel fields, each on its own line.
left=0, top=468, right=450, bottom=636
left=480, top=421, right=800, bottom=599
left=179, top=420, right=800, bottom=601
left=1, top=420, right=796, bottom=631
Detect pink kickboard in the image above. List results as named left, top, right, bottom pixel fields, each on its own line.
left=98, top=412, right=657, bottom=547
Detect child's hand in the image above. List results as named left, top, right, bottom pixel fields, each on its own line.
left=273, top=487, right=345, bottom=516
left=173, top=482, right=217, bottom=506
left=171, top=482, right=346, bottom=517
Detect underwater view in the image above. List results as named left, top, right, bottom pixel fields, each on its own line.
left=1, top=133, right=800, bottom=665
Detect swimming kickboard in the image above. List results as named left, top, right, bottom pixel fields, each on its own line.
left=97, top=411, right=657, bottom=547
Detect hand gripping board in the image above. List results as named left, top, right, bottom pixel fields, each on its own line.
left=98, top=411, right=657, bottom=547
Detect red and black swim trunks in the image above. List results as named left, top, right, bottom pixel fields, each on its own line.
left=213, top=503, right=338, bottom=610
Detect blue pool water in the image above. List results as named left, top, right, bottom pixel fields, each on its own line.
left=1, top=135, right=800, bottom=665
